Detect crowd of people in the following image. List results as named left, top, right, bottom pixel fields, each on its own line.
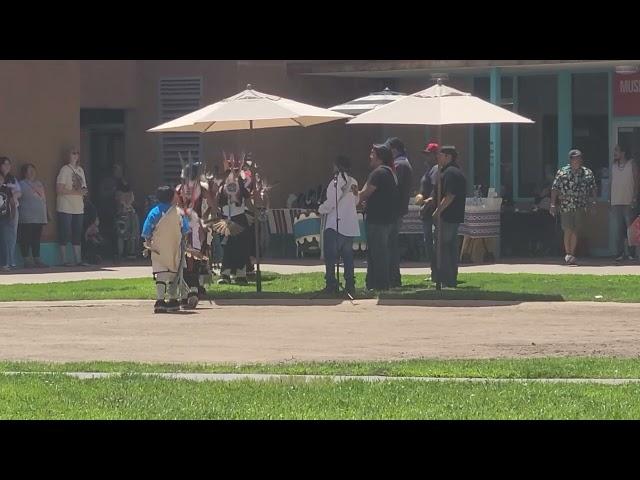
left=317, top=138, right=467, bottom=294
left=0, top=148, right=143, bottom=270
left=0, top=140, right=638, bottom=291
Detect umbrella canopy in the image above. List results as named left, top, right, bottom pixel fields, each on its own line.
left=348, top=83, right=533, bottom=126
left=148, top=84, right=351, bottom=294
left=346, top=81, right=533, bottom=292
left=148, top=85, right=351, bottom=133
left=329, top=87, right=407, bottom=116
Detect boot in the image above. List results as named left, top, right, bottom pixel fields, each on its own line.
left=165, top=299, right=180, bottom=312
left=154, top=300, right=167, bottom=314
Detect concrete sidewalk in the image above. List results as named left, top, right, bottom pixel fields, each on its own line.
left=0, top=258, right=639, bottom=285
left=4, top=371, right=640, bottom=385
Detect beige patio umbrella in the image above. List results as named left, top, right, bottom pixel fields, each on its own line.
left=348, top=82, right=533, bottom=126
left=348, top=80, right=533, bottom=290
left=148, top=85, right=352, bottom=292
left=149, top=85, right=352, bottom=133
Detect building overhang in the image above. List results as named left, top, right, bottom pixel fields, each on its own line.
left=287, top=60, right=640, bottom=78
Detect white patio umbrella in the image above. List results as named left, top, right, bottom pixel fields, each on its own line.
left=149, top=85, right=351, bottom=133
left=148, top=85, right=352, bottom=292
left=348, top=82, right=533, bottom=126
left=329, top=87, right=407, bottom=116
left=348, top=80, right=534, bottom=290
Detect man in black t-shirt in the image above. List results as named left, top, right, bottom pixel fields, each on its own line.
left=429, top=146, right=466, bottom=288
left=357, top=143, right=398, bottom=291
left=416, top=142, right=440, bottom=266
left=386, top=137, right=413, bottom=288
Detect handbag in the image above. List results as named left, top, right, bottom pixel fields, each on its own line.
left=628, top=216, right=640, bottom=247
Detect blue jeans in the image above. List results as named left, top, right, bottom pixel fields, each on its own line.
left=211, top=233, right=223, bottom=264
left=432, top=221, right=460, bottom=287
left=388, top=218, right=402, bottom=287
left=57, top=212, right=83, bottom=246
left=323, top=228, right=354, bottom=290
left=0, top=213, right=18, bottom=267
left=611, top=205, right=637, bottom=257
left=365, top=221, right=392, bottom=290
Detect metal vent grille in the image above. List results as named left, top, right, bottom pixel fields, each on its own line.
left=159, top=77, right=202, bottom=184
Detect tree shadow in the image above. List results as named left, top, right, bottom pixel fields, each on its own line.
left=211, top=297, right=347, bottom=306
left=377, top=289, right=564, bottom=306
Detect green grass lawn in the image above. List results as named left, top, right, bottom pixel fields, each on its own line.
left=2, top=373, right=640, bottom=419
left=3, top=357, right=640, bottom=378
left=1, top=272, right=639, bottom=302
left=4, top=358, right=640, bottom=419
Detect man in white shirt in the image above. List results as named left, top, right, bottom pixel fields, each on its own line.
left=318, top=156, right=360, bottom=296
left=610, top=143, right=639, bottom=261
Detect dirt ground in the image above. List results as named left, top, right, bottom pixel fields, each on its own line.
left=1, top=299, right=639, bottom=363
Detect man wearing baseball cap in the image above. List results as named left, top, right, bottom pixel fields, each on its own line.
left=415, top=142, right=439, bottom=267
left=550, top=149, right=597, bottom=266
left=385, top=137, right=413, bottom=288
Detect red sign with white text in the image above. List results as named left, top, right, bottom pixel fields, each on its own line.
left=614, top=73, right=640, bottom=116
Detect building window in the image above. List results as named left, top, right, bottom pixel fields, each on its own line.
left=158, top=77, right=202, bottom=184
left=517, top=75, right=558, bottom=198
left=571, top=72, right=609, bottom=197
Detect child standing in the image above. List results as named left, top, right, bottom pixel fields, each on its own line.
left=142, top=185, right=190, bottom=313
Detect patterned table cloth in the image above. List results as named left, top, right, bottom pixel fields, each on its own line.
left=458, top=199, right=502, bottom=239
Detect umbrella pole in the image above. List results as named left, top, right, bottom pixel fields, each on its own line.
left=435, top=125, right=443, bottom=291
left=250, top=120, right=262, bottom=293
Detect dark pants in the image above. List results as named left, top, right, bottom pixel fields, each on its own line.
left=388, top=218, right=402, bottom=287
left=422, top=218, right=434, bottom=264
left=323, top=228, right=354, bottom=290
left=57, top=212, right=83, bottom=246
left=433, top=220, right=460, bottom=287
left=365, top=221, right=392, bottom=291
left=18, top=223, right=44, bottom=258
left=221, top=214, right=250, bottom=275
left=612, top=205, right=637, bottom=258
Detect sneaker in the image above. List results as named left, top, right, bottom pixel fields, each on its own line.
left=217, top=275, right=231, bottom=285
left=23, top=259, right=35, bottom=268
left=154, top=300, right=168, bottom=313
left=567, top=255, right=578, bottom=266
left=615, top=254, right=625, bottom=262
left=34, top=259, right=48, bottom=268
left=564, top=254, right=571, bottom=264
left=165, top=299, right=180, bottom=312
left=1, top=265, right=11, bottom=272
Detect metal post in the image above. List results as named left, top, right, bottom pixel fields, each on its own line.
left=250, top=119, right=262, bottom=293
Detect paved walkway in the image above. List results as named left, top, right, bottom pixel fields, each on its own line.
left=1, top=258, right=639, bottom=285
left=3, top=371, right=639, bottom=385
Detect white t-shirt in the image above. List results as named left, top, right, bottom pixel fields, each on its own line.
left=611, top=159, right=635, bottom=206
left=56, top=164, right=87, bottom=214
left=318, top=173, right=360, bottom=237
